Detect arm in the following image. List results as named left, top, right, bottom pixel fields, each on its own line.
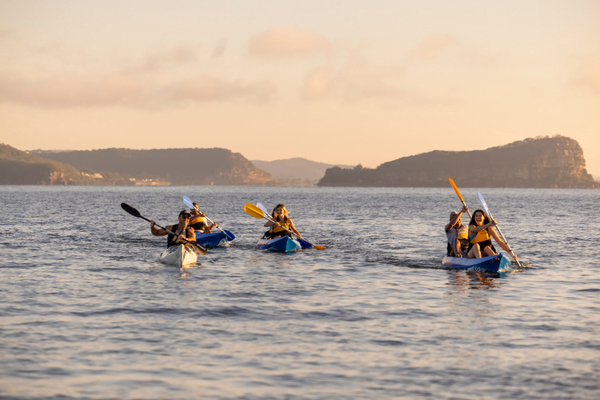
left=288, top=219, right=301, bottom=238
left=150, top=221, right=168, bottom=236
left=204, top=222, right=217, bottom=233
left=445, top=205, right=468, bottom=232
left=489, top=226, right=517, bottom=260
left=264, top=221, right=275, bottom=227
left=185, top=226, right=196, bottom=240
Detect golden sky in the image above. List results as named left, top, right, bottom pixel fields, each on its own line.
left=1, top=0, right=599, bottom=174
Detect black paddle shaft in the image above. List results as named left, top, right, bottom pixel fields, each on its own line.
left=120, top=203, right=207, bottom=254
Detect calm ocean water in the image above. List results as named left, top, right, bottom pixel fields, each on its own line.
left=1, top=186, right=599, bottom=399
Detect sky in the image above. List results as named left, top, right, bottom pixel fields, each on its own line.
left=1, top=0, right=599, bottom=173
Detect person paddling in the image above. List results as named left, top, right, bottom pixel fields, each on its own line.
left=467, top=209, right=517, bottom=260
left=150, top=210, right=196, bottom=247
left=190, top=215, right=218, bottom=234
left=445, top=204, right=469, bottom=258
left=264, top=204, right=301, bottom=239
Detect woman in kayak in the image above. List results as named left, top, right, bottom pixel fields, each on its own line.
left=264, top=204, right=301, bottom=239
left=190, top=215, right=218, bottom=234
left=150, top=209, right=196, bottom=247
left=467, top=209, right=514, bottom=259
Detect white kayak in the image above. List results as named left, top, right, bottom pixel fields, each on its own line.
left=159, top=244, right=198, bottom=268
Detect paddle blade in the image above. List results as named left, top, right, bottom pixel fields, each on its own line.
left=244, top=203, right=265, bottom=219
left=297, top=238, right=326, bottom=250
left=183, top=195, right=195, bottom=210
left=121, top=203, right=141, bottom=218
left=477, top=192, right=492, bottom=218
left=187, top=241, right=207, bottom=256
left=256, top=202, right=269, bottom=216
left=449, top=178, right=465, bottom=202
left=223, top=230, right=235, bottom=241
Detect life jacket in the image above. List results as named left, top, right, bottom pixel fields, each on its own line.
left=470, top=226, right=490, bottom=244
left=269, top=219, right=291, bottom=237
left=457, top=225, right=468, bottom=241
left=167, top=224, right=191, bottom=247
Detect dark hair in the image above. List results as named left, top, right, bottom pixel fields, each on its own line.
left=191, top=221, right=206, bottom=230
left=272, top=204, right=289, bottom=224
left=469, top=209, right=490, bottom=226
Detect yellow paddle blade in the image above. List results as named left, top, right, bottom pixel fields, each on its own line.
left=449, top=178, right=464, bottom=202
left=243, top=203, right=265, bottom=219
left=313, top=245, right=326, bottom=250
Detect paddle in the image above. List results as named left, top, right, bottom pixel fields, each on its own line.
left=120, top=203, right=207, bottom=255
left=182, top=195, right=235, bottom=241
left=448, top=178, right=472, bottom=219
left=243, top=203, right=325, bottom=250
left=477, top=192, right=522, bottom=268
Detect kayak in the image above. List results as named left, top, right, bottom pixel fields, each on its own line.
left=195, top=230, right=233, bottom=247
left=159, top=244, right=198, bottom=268
left=441, top=254, right=511, bottom=273
left=257, top=236, right=302, bottom=252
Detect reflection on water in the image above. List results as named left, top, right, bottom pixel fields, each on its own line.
left=445, top=270, right=502, bottom=291
left=1, top=186, right=599, bottom=400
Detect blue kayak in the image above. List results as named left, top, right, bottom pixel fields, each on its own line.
left=257, top=236, right=302, bottom=252
left=442, top=254, right=511, bottom=273
left=195, top=230, right=234, bottom=247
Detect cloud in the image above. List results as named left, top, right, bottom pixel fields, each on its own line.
left=301, top=67, right=335, bottom=100
left=0, top=29, right=15, bottom=40
left=247, top=26, right=331, bottom=59
left=300, top=54, right=446, bottom=105
left=0, top=73, right=145, bottom=107
left=163, top=76, right=277, bottom=103
left=409, top=33, right=459, bottom=60
left=212, top=39, right=227, bottom=58
left=570, top=55, right=600, bottom=96
left=0, top=73, right=277, bottom=108
left=123, top=45, right=200, bottom=74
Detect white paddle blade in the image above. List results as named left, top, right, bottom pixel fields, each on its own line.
left=477, top=192, right=492, bottom=218
left=183, top=195, right=195, bottom=210
left=256, top=202, right=269, bottom=216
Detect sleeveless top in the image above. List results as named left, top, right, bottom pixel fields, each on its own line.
left=167, top=224, right=192, bottom=247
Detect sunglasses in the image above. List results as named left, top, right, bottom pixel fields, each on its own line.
left=180, top=214, right=190, bottom=219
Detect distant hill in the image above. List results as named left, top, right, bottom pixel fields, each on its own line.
left=40, top=148, right=275, bottom=186
left=0, top=144, right=129, bottom=185
left=318, top=136, right=599, bottom=188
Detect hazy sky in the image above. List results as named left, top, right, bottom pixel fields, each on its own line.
left=1, top=0, right=599, bottom=173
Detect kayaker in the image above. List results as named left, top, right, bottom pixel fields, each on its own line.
left=467, top=209, right=517, bottom=260
left=264, top=204, right=302, bottom=239
left=150, top=209, right=196, bottom=247
left=190, top=215, right=218, bottom=234
left=445, top=204, right=469, bottom=258
left=189, top=202, right=206, bottom=218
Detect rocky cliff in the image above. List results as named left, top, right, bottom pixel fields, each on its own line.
left=318, top=136, right=599, bottom=188
left=40, top=148, right=276, bottom=186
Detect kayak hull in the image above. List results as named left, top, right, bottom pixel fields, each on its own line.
left=195, top=231, right=228, bottom=247
left=257, top=236, right=302, bottom=253
left=442, top=254, right=510, bottom=273
left=159, top=244, right=198, bottom=268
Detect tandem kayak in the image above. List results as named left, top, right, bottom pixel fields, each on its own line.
left=257, top=236, right=302, bottom=252
left=195, top=230, right=234, bottom=247
left=442, top=254, right=511, bottom=273
left=159, top=244, right=198, bottom=268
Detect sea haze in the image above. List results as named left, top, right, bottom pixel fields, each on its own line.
left=0, top=186, right=599, bottom=399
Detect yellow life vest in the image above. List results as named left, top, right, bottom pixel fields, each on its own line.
left=457, top=225, right=468, bottom=241
left=270, top=220, right=290, bottom=234
left=470, top=226, right=490, bottom=244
